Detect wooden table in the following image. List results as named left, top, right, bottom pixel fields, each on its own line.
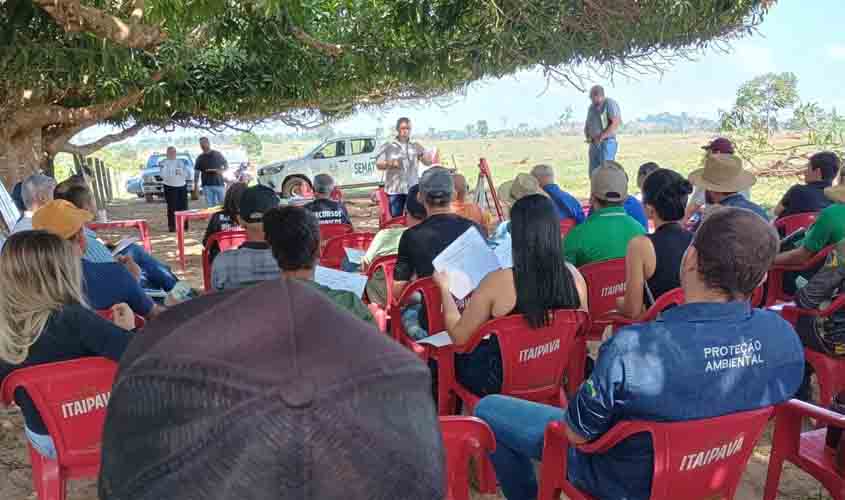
left=175, top=208, right=219, bottom=271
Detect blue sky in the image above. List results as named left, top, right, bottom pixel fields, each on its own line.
left=78, top=0, right=845, bottom=142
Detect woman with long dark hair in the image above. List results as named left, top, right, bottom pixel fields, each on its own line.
left=202, top=182, right=248, bottom=263
left=617, top=168, right=693, bottom=318
left=433, top=194, right=587, bottom=396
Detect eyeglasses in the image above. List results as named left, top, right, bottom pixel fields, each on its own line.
left=399, top=126, right=411, bottom=131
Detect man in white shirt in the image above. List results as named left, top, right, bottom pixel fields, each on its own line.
left=161, top=146, right=190, bottom=232
left=13, top=174, right=56, bottom=234
left=375, top=117, right=433, bottom=217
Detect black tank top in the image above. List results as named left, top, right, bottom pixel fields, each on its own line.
left=645, top=223, right=693, bottom=306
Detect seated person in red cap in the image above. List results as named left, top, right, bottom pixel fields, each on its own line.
left=263, top=206, right=374, bottom=323
left=33, top=200, right=165, bottom=319
left=211, top=185, right=281, bottom=291
left=774, top=151, right=839, bottom=221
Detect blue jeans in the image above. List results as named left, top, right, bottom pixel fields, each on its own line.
left=388, top=194, right=407, bottom=217
left=475, top=395, right=566, bottom=500
left=120, top=243, right=178, bottom=292
left=204, top=185, right=226, bottom=207
left=25, top=426, right=57, bottom=460
left=588, top=138, right=618, bottom=176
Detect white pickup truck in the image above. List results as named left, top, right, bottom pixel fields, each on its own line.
left=257, top=136, right=381, bottom=197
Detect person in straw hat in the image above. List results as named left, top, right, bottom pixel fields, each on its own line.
left=564, top=162, right=645, bottom=267
left=687, top=153, right=769, bottom=229
left=774, top=154, right=845, bottom=273
left=487, top=173, right=549, bottom=252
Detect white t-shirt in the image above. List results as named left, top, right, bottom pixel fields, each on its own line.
left=160, top=159, right=188, bottom=187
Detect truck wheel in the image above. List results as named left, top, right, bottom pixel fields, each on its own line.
left=282, top=177, right=308, bottom=198
left=145, top=193, right=154, bottom=203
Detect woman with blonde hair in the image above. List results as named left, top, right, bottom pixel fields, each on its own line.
left=0, top=231, right=135, bottom=459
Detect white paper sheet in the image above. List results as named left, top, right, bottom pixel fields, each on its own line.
left=494, top=238, right=513, bottom=269
left=344, top=247, right=366, bottom=265
left=111, top=237, right=140, bottom=256
left=0, top=181, right=20, bottom=233
left=315, top=265, right=368, bottom=298
left=432, top=227, right=500, bottom=300
left=415, top=331, right=453, bottom=348
left=767, top=302, right=795, bottom=312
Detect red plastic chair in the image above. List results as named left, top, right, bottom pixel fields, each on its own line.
left=763, top=244, right=835, bottom=307
left=364, top=254, right=398, bottom=306
left=599, top=287, right=685, bottom=334
left=538, top=405, right=774, bottom=500
left=560, top=219, right=577, bottom=238
left=319, top=232, right=375, bottom=269
left=0, top=357, right=118, bottom=500
left=764, top=399, right=845, bottom=500
left=774, top=212, right=818, bottom=236
left=95, top=309, right=146, bottom=330
left=87, top=219, right=152, bottom=252
left=389, top=277, right=446, bottom=359
left=440, top=416, right=496, bottom=500
left=435, top=309, right=590, bottom=416
left=780, top=295, right=845, bottom=407
left=376, top=187, right=406, bottom=229
left=330, top=186, right=343, bottom=201
left=202, top=229, right=248, bottom=291
left=318, top=223, right=354, bottom=250
left=579, top=258, right=627, bottom=341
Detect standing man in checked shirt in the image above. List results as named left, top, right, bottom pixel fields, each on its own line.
left=376, top=117, right=434, bottom=217
left=584, top=85, right=622, bottom=176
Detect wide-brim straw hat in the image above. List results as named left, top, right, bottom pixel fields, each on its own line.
left=688, top=154, right=757, bottom=193
left=825, top=184, right=845, bottom=203
left=497, top=173, right=549, bottom=205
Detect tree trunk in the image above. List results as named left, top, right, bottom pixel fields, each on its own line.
left=0, top=129, right=46, bottom=190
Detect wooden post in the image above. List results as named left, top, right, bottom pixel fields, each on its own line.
left=104, top=166, right=114, bottom=201
left=72, top=154, right=84, bottom=177
left=95, top=160, right=108, bottom=205
left=87, top=157, right=103, bottom=209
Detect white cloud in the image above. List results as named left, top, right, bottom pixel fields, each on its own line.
left=828, top=44, right=845, bottom=60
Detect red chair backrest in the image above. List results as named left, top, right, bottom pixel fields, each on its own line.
left=320, top=232, right=375, bottom=269
left=318, top=223, right=355, bottom=249
left=391, top=277, right=446, bottom=343
left=440, top=417, right=496, bottom=500
left=366, top=254, right=398, bottom=305
left=774, top=212, right=818, bottom=236
left=330, top=186, right=343, bottom=201
left=643, top=288, right=684, bottom=322
left=96, top=309, right=146, bottom=329
left=382, top=215, right=407, bottom=228
left=376, top=187, right=391, bottom=227
left=0, top=357, right=118, bottom=469
left=87, top=219, right=152, bottom=252
left=487, top=310, right=589, bottom=403
left=580, top=258, right=627, bottom=318
left=560, top=219, right=577, bottom=238
left=629, top=407, right=772, bottom=498
left=202, top=229, right=248, bottom=291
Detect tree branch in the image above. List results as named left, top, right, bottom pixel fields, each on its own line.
left=59, top=122, right=147, bottom=156
left=33, top=0, right=166, bottom=50
left=290, top=26, right=343, bottom=57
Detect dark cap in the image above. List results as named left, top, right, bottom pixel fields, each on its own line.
left=313, top=173, right=335, bottom=194
left=702, top=137, right=735, bottom=154
left=419, top=166, right=454, bottom=198
left=239, top=185, right=280, bottom=223
left=98, top=279, right=444, bottom=500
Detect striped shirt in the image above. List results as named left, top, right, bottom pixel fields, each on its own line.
left=84, top=228, right=116, bottom=263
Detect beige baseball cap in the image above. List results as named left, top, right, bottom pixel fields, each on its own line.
left=591, top=161, right=629, bottom=202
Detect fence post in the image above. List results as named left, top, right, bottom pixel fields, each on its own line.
left=104, top=166, right=114, bottom=201
left=87, top=157, right=103, bottom=209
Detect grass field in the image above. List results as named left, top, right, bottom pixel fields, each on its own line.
left=261, top=133, right=806, bottom=209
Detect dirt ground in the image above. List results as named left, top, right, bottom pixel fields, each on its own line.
left=0, top=194, right=833, bottom=499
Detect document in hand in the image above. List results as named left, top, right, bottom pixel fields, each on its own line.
left=111, top=237, right=140, bottom=257
left=315, top=265, right=368, bottom=298
left=433, top=227, right=500, bottom=300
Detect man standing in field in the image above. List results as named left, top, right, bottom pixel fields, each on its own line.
left=584, top=85, right=621, bottom=176
left=376, top=117, right=434, bottom=217
left=193, top=137, right=228, bottom=207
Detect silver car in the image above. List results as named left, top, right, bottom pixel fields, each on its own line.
left=257, top=136, right=380, bottom=197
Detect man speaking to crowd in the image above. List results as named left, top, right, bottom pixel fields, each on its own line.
left=584, top=85, right=621, bottom=176
left=376, top=117, right=434, bottom=217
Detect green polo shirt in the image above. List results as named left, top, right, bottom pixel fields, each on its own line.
left=299, top=279, right=375, bottom=324
left=801, top=203, right=845, bottom=253
left=564, top=206, right=646, bottom=267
